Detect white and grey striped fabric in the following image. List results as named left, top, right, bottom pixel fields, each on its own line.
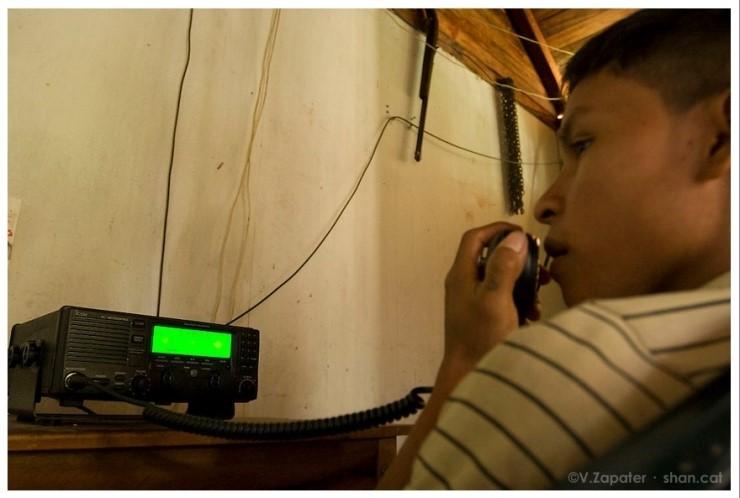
left=407, top=272, right=731, bottom=490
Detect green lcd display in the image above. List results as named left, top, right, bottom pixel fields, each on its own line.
left=151, top=325, right=232, bottom=359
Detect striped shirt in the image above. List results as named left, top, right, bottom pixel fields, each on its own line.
left=407, top=272, right=731, bottom=490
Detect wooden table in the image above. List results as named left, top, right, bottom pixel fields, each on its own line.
left=8, top=418, right=412, bottom=489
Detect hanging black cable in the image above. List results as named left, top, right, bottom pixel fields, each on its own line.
left=226, top=114, right=553, bottom=326
left=226, top=115, right=395, bottom=325
left=157, top=8, right=194, bottom=317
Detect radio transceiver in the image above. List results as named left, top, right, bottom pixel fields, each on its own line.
left=8, top=306, right=260, bottom=420
left=9, top=306, right=431, bottom=440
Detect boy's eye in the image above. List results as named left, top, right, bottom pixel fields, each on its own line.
left=570, top=139, right=593, bottom=156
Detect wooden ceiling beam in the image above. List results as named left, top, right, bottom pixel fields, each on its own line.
left=534, top=9, right=637, bottom=69
left=393, top=9, right=558, bottom=129
left=503, top=9, right=564, bottom=117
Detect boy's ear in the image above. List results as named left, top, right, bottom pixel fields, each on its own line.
left=700, top=90, right=730, bottom=180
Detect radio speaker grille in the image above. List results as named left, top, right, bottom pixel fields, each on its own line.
left=65, top=315, right=130, bottom=365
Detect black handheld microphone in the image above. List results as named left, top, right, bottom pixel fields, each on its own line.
left=476, top=231, right=541, bottom=325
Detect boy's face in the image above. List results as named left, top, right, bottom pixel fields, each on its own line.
left=534, top=70, right=726, bottom=306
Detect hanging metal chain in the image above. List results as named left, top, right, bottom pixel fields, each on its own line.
left=497, top=77, right=524, bottom=215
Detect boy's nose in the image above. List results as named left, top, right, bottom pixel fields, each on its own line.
left=534, top=189, right=560, bottom=225
left=534, top=165, right=569, bottom=225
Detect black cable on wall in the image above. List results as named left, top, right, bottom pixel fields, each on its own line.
left=157, top=8, right=194, bottom=317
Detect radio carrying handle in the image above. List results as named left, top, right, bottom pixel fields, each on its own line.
left=7, top=340, right=44, bottom=421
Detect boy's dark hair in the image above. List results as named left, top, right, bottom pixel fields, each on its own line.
left=563, top=9, right=729, bottom=111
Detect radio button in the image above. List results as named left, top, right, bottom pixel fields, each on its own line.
left=130, top=375, right=151, bottom=398
left=161, top=370, right=175, bottom=386
left=208, top=374, right=221, bottom=391
left=238, top=378, right=257, bottom=398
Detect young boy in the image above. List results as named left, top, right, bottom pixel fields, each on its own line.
left=379, top=9, right=730, bottom=489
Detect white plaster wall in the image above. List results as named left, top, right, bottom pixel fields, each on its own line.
left=8, top=9, right=565, bottom=418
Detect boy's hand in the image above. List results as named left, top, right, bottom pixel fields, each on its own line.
left=442, top=222, right=530, bottom=376
left=378, top=222, right=533, bottom=490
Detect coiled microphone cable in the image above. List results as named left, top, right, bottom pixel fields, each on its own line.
left=66, top=373, right=432, bottom=440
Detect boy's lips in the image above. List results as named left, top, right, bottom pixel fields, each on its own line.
left=544, top=238, right=568, bottom=259
left=549, top=255, right=565, bottom=282
left=543, top=238, right=568, bottom=283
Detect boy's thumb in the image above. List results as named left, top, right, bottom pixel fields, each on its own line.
left=484, top=231, right=528, bottom=293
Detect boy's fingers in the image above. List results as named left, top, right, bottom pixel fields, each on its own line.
left=483, top=230, right=528, bottom=294
left=450, top=222, right=522, bottom=282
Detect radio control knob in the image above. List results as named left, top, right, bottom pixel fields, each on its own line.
left=64, top=372, right=86, bottom=391
left=208, top=373, right=222, bottom=392
left=238, top=378, right=257, bottom=398
left=161, top=369, right=175, bottom=387
left=130, top=375, right=151, bottom=398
